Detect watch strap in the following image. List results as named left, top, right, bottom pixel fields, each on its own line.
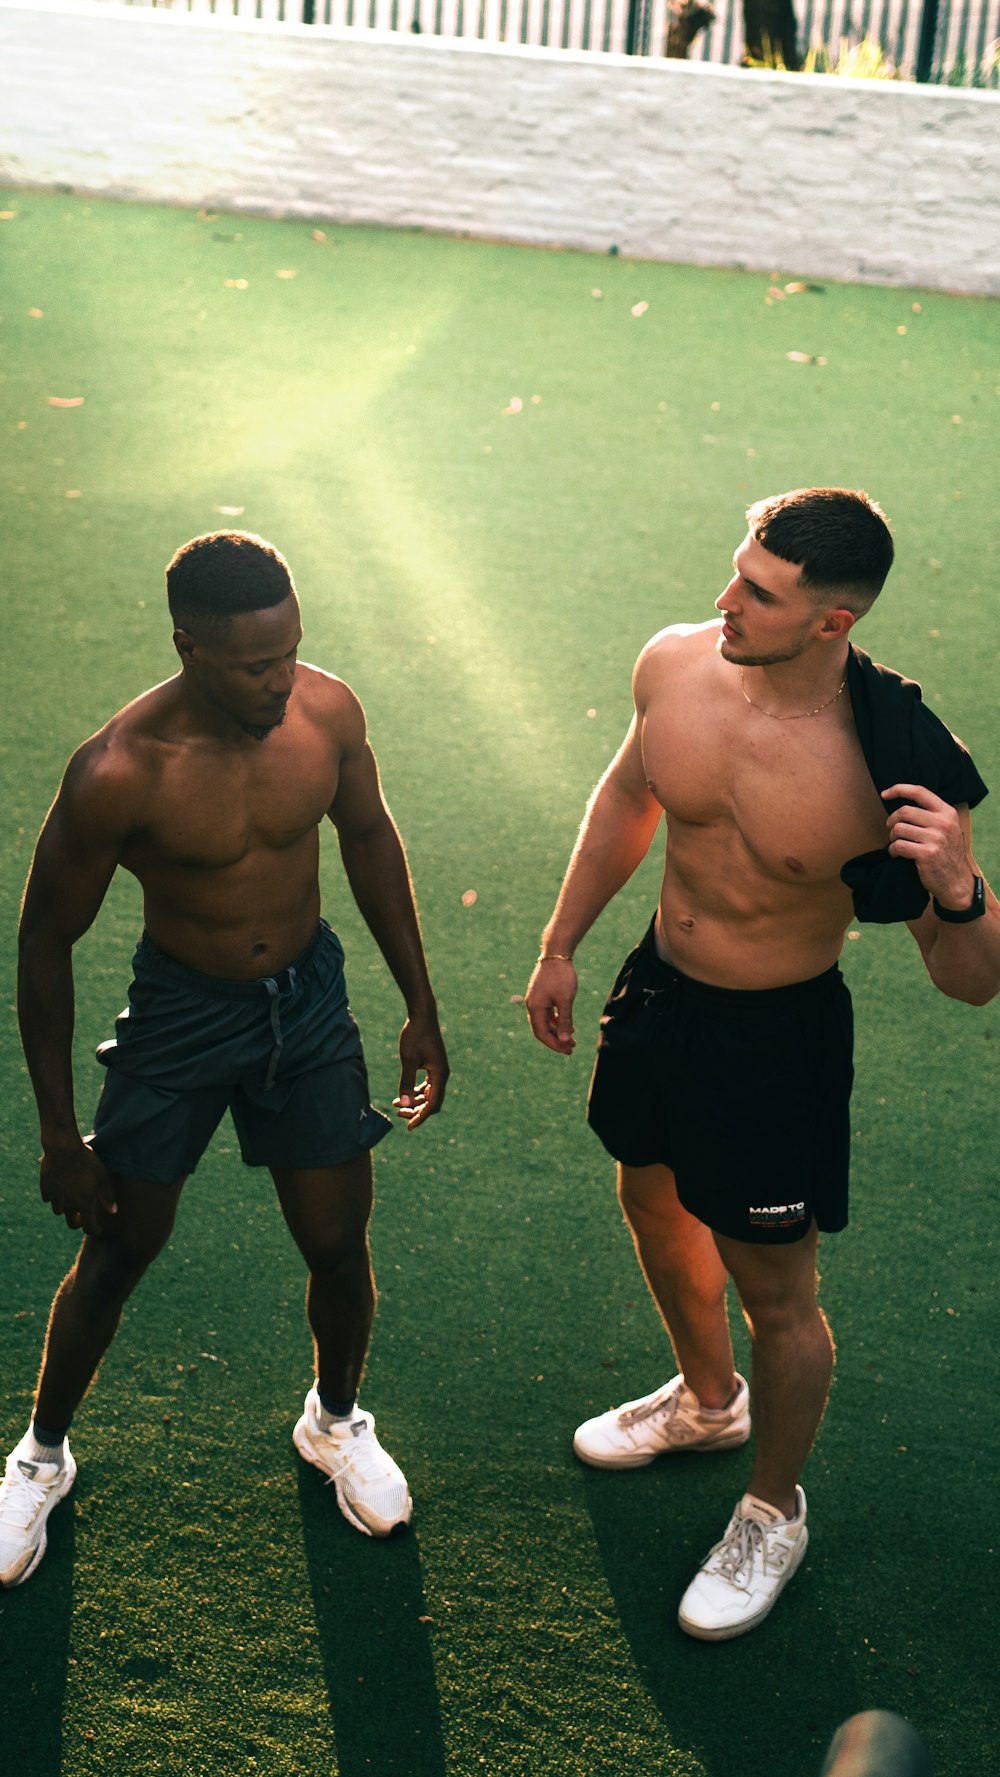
left=932, top=875, right=985, bottom=923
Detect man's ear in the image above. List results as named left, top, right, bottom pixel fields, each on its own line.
left=818, top=607, right=856, bottom=642
left=173, top=626, right=197, bottom=665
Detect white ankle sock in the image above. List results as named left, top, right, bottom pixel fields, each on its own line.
left=26, top=1428, right=65, bottom=1466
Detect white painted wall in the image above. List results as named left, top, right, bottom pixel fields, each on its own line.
left=1, top=0, right=998, bottom=293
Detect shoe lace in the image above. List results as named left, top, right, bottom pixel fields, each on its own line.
left=711, top=1515, right=766, bottom=1586
left=619, top=1386, right=680, bottom=1429
left=321, top=1423, right=386, bottom=1488
left=0, top=1467, right=47, bottom=1531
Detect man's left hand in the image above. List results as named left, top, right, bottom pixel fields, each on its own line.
left=393, top=1016, right=450, bottom=1129
left=882, top=784, right=975, bottom=908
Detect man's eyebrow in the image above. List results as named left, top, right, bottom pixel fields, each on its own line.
left=243, top=636, right=302, bottom=667
left=245, top=639, right=303, bottom=668
left=734, top=556, right=768, bottom=594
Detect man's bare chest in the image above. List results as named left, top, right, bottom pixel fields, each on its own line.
left=642, top=706, right=888, bottom=884
left=123, top=745, right=338, bottom=873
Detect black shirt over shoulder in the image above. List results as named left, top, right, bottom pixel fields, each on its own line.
left=841, top=644, right=988, bottom=924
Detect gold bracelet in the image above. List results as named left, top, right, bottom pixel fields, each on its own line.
left=537, top=953, right=574, bottom=963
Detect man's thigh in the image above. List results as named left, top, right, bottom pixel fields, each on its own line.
left=79, top=1172, right=187, bottom=1281
left=619, top=1161, right=722, bottom=1254
left=270, top=1156, right=374, bottom=1269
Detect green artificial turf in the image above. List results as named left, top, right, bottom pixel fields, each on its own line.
left=1, top=189, right=998, bottom=1776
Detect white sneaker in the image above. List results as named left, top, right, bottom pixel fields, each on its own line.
left=0, top=1431, right=77, bottom=1587
left=678, top=1487, right=809, bottom=1640
left=573, top=1373, right=750, bottom=1469
left=292, top=1389, right=412, bottom=1538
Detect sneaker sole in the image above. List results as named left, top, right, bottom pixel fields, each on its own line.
left=0, top=1461, right=76, bottom=1589
left=573, top=1422, right=751, bottom=1470
left=677, top=1526, right=809, bottom=1641
left=292, top=1418, right=412, bottom=1540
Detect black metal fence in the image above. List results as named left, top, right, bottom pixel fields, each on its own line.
left=116, top=0, right=1000, bottom=83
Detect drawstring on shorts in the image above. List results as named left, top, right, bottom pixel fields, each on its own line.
left=262, top=965, right=298, bottom=1090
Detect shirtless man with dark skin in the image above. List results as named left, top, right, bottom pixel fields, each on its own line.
left=525, top=488, right=1000, bottom=1640
left=0, top=531, right=448, bottom=1586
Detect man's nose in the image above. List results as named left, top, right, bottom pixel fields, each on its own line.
left=717, top=574, right=739, bottom=612
left=267, top=660, right=295, bottom=696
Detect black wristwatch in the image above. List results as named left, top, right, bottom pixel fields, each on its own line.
left=932, top=875, right=985, bottom=923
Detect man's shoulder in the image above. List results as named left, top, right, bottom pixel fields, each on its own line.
left=294, top=663, right=366, bottom=744
left=635, top=619, right=721, bottom=687
left=75, top=679, right=179, bottom=763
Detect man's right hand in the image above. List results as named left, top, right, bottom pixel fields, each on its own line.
left=39, top=1142, right=118, bottom=1235
left=524, top=957, right=578, bottom=1055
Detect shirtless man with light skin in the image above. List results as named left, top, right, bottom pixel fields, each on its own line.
left=525, top=488, right=1000, bottom=1640
left=0, top=532, right=448, bottom=1587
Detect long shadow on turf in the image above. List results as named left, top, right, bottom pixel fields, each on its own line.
left=0, top=1495, right=74, bottom=1772
left=297, top=1466, right=446, bottom=1776
left=581, top=1458, right=867, bottom=1777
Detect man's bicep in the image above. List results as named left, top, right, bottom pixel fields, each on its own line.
left=327, top=740, right=393, bottom=842
left=20, top=781, right=125, bottom=945
left=601, top=713, right=660, bottom=820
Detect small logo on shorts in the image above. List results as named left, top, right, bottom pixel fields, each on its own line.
left=748, top=1201, right=806, bottom=1228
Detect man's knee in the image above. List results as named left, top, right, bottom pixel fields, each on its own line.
left=302, top=1223, right=372, bottom=1284
left=716, top=1230, right=821, bottom=1327
left=69, top=1232, right=163, bottom=1317
left=73, top=1178, right=181, bottom=1302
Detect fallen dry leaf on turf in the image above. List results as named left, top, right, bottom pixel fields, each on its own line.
left=631, top=301, right=649, bottom=317
left=224, top=278, right=249, bottom=290
left=28, top=308, right=43, bottom=318
left=501, top=397, right=523, bottom=416
left=786, top=351, right=814, bottom=363
left=47, top=395, right=85, bottom=406
left=214, top=505, right=245, bottom=516
left=461, top=890, right=478, bottom=907
left=65, top=490, right=81, bottom=499
left=0, top=210, right=16, bottom=220
left=591, top=287, right=603, bottom=298
left=275, top=269, right=298, bottom=279
left=768, top=286, right=785, bottom=300
left=312, top=229, right=328, bottom=243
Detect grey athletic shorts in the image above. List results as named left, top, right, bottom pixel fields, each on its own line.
left=586, top=919, right=855, bottom=1245
left=90, top=923, right=392, bottom=1184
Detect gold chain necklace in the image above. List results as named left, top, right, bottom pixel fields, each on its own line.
left=739, top=668, right=848, bottom=721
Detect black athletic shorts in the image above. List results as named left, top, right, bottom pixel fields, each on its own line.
left=586, top=919, right=855, bottom=1245
left=90, top=922, right=392, bottom=1184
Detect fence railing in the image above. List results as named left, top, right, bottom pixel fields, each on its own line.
left=109, top=0, right=1000, bottom=82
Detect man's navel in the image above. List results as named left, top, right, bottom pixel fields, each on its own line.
left=784, top=856, right=806, bottom=875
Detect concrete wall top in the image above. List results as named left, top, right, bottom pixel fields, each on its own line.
left=2, top=0, right=999, bottom=293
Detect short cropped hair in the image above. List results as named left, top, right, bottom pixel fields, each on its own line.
left=746, top=488, right=894, bottom=617
left=166, top=532, right=295, bottom=633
